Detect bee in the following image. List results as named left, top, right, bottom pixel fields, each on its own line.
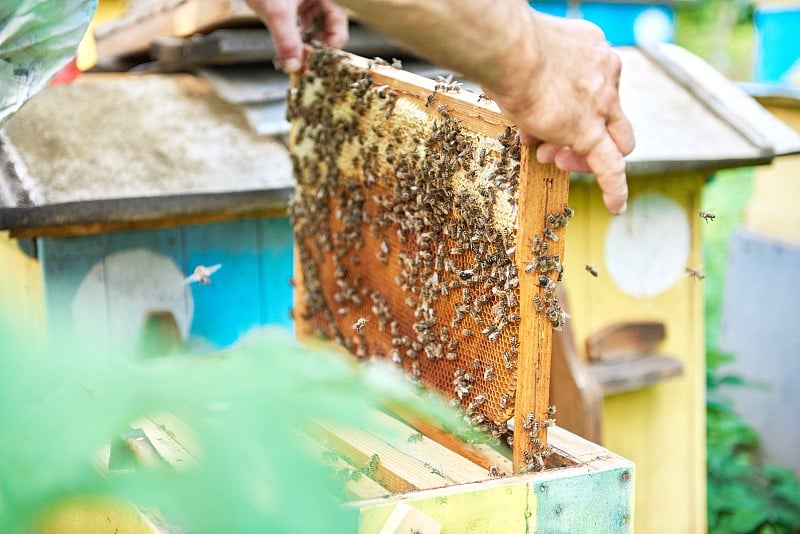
left=533, top=295, right=544, bottom=312
left=530, top=235, right=542, bottom=253
left=484, top=363, right=495, bottom=381
left=352, top=317, right=368, bottom=333
left=522, top=412, right=536, bottom=431
left=462, top=328, right=473, bottom=337
left=488, top=465, right=504, bottom=478
left=585, top=264, right=599, bottom=277
left=391, top=58, right=403, bottom=69
left=538, top=276, right=554, bottom=289
left=367, top=453, right=380, bottom=473
left=477, top=93, right=493, bottom=103
left=407, top=432, right=423, bottom=443
left=686, top=267, right=706, bottom=280
left=184, top=264, right=222, bottom=285
left=563, top=206, right=575, bottom=219
left=459, top=269, right=475, bottom=280
left=502, top=350, right=514, bottom=370
left=548, top=405, right=557, bottom=416
left=525, top=257, right=538, bottom=273
left=543, top=227, right=559, bottom=242
left=499, top=392, right=511, bottom=408
left=471, top=358, right=480, bottom=371
left=699, top=211, right=716, bottom=223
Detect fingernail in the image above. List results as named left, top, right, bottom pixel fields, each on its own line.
left=617, top=200, right=627, bottom=214
left=283, top=58, right=302, bottom=73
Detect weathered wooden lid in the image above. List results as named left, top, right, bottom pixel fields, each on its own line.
left=0, top=73, right=293, bottom=236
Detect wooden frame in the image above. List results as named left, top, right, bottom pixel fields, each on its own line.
left=289, top=47, right=570, bottom=474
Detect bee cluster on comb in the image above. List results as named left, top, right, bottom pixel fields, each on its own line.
left=289, top=46, right=571, bottom=471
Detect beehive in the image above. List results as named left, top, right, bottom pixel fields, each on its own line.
left=289, top=47, right=571, bottom=472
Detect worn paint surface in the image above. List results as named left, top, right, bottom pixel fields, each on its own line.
left=561, top=174, right=706, bottom=533
left=533, top=467, right=633, bottom=533
left=358, top=479, right=531, bottom=533
left=38, top=217, right=294, bottom=353
left=0, top=231, right=44, bottom=339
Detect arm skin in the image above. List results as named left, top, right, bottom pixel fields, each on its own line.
left=246, top=0, right=634, bottom=214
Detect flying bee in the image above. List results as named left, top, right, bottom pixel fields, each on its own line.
left=699, top=211, right=716, bottom=223
left=477, top=93, right=493, bottom=103
left=563, top=206, right=575, bottom=219
left=352, top=317, right=368, bottom=333
left=184, top=264, right=222, bottom=285
left=686, top=267, right=706, bottom=280
left=585, top=264, right=599, bottom=277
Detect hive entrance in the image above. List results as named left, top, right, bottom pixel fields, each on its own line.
left=290, top=47, right=571, bottom=472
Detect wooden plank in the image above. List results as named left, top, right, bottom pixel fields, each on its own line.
left=1, top=189, right=292, bottom=237
left=93, top=0, right=257, bottom=61
left=585, top=321, right=666, bottom=361
left=549, top=292, right=603, bottom=443
left=513, top=153, right=570, bottom=472
left=368, top=410, right=490, bottom=484
left=304, top=439, right=391, bottom=501
left=134, top=416, right=200, bottom=471
left=381, top=400, right=513, bottom=474
left=312, top=421, right=451, bottom=494
left=589, top=354, right=684, bottom=395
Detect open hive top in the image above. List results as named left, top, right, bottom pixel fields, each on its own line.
left=290, top=47, right=571, bottom=472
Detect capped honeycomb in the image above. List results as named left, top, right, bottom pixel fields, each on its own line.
left=289, top=47, right=570, bottom=470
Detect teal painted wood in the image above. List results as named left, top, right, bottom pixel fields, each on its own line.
left=534, top=466, right=634, bottom=533
left=37, top=216, right=296, bottom=354
left=257, top=217, right=294, bottom=328
left=38, top=234, right=111, bottom=347
left=182, top=218, right=265, bottom=347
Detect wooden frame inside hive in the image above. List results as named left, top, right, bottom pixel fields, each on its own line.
left=289, top=47, right=571, bottom=473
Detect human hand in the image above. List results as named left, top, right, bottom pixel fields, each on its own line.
left=244, top=0, right=349, bottom=73
left=482, top=12, right=635, bottom=214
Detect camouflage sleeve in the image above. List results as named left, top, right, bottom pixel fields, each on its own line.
left=0, top=0, right=97, bottom=127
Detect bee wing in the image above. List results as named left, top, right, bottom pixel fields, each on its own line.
left=206, top=264, right=222, bottom=275
left=184, top=274, right=200, bottom=285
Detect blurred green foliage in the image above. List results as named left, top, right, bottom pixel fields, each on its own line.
left=675, top=0, right=755, bottom=81
left=0, top=318, right=464, bottom=533
left=701, top=171, right=800, bottom=533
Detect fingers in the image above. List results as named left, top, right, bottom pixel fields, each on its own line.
left=585, top=134, right=628, bottom=214
left=607, top=103, right=636, bottom=156
left=254, top=0, right=305, bottom=72
left=320, top=1, right=349, bottom=48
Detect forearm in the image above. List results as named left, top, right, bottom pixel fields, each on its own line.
left=335, top=0, right=540, bottom=97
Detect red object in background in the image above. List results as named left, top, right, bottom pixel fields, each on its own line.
left=49, top=57, right=81, bottom=86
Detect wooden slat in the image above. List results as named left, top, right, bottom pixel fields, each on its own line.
left=585, top=321, right=666, bottom=361
left=134, top=416, right=200, bottom=471
left=304, top=440, right=391, bottom=501
left=368, top=411, right=490, bottom=484
left=589, top=354, right=684, bottom=395
left=94, top=0, right=257, bottom=61
left=311, top=421, right=451, bottom=494
left=513, top=153, right=570, bottom=472
left=383, top=399, right=512, bottom=474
